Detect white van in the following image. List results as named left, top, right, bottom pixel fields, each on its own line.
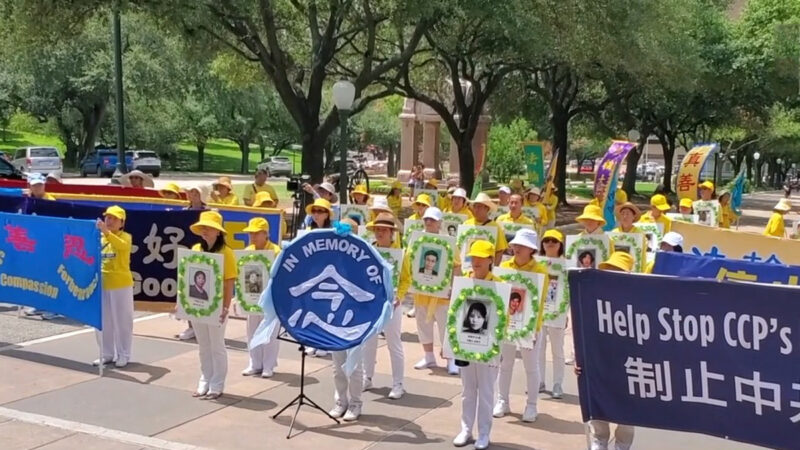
left=12, top=147, right=62, bottom=175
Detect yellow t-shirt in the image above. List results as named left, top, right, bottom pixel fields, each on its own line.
left=34, top=193, right=56, bottom=201
left=464, top=218, right=508, bottom=253
left=640, top=211, right=672, bottom=234
left=763, top=212, right=785, bottom=238
left=245, top=242, right=282, bottom=253
left=462, top=270, right=501, bottom=281
left=242, top=183, right=279, bottom=206
left=720, top=204, right=734, bottom=229
left=438, top=194, right=451, bottom=212
left=212, top=193, right=239, bottom=206
left=499, top=258, right=549, bottom=333
left=101, top=231, right=134, bottom=290
left=496, top=212, right=535, bottom=225
left=545, top=193, right=558, bottom=223
left=611, top=225, right=643, bottom=233
left=445, top=206, right=474, bottom=220
left=192, top=243, right=238, bottom=280
left=526, top=202, right=548, bottom=226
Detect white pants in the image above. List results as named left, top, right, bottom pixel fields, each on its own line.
left=588, top=420, right=635, bottom=450
left=333, top=350, right=363, bottom=407
left=539, top=326, right=566, bottom=387
left=95, top=286, right=134, bottom=360
left=497, top=341, right=540, bottom=408
left=194, top=321, right=228, bottom=394
left=246, top=315, right=280, bottom=372
left=363, top=304, right=404, bottom=386
left=415, top=303, right=447, bottom=346
left=460, top=363, right=498, bottom=439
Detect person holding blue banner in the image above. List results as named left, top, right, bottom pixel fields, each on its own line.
left=189, top=211, right=237, bottom=400
left=611, top=203, right=642, bottom=233
left=27, top=174, right=56, bottom=201
left=241, top=218, right=282, bottom=378
left=304, top=198, right=333, bottom=358
left=494, top=229, right=547, bottom=423
left=94, top=206, right=134, bottom=368
left=454, top=240, right=502, bottom=450
left=640, top=194, right=672, bottom=234
left=159, top=183, right=182, bottom=200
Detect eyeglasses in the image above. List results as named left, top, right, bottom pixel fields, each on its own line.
left=311, top=209, right=328, bottom=214
left=542, top=238, right=559, bottom=244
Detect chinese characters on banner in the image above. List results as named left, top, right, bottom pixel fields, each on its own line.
left=593, top=141, right=635, bottom=231
left=672, top=220, right=800, bottom=265
left=652, top=252, right=800, bottom=286
left=676, top=144, right=717, bottom=201
left=569, top=270, right=800, bottom=449
left=523, top=142, right=545, bottom=188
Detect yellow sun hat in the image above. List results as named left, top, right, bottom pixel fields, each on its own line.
left=253, top=191, right=276, bottom=207
left=467, top=240, right=496, bottom=258
left=305, top=198, right=333, bottom=216
left=366, top=212, right=399, bottom=232
left=679, top=197, right=693, bottom=209
left=774, top=198, right=792, bottom=212
left=576, top=204, right=607, bottom=225
left=650, top=194, right=671, bottom=212
left=615, top=201, right=641, bottom=220
left=213, top=176, right=233, bottom=190
left=190, top=211, right=226, bottom=235
left=242, top=217, right=269, bottom=233
left=699, top=180, right=715, bottom=191
left=159, top=183, right=182, bottom=198
left=391, top=180, right=403, bottom=191
left=414, top=193, right=433, bottom=208
left=426, top=178, right=439, bottom=188
left=351, top=184, right=370, bottom=199
left=598, top=251, right=634, bottom=272
left=615, top=188, right=628, bottom=204
left=103, top=205, right=126, bottom=221
left=542, top=229, right=564, bottom=243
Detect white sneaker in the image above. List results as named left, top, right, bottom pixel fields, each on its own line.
left=305, top=347, right=317, bottom=356
left=414, top=358, right=437, bottom=370
left=565, top=357, right=575, bottom=365
left=328, top=403, right=347, bottom=418
left=406, top=307, right=416, bottom=318
left=178, top=327, right=195, bottom=341
left=452, top=430, right=472, bottom=447
left=522, top=405, right=538, bottom=423
left=241, top=367, right=262, bottom=376
left=474, top=435, right=490, bottom=449
left=362, top=377, right=373, bottom=391
left=342, top=404, right=361, bottom=422
left=114, top=357, right=129, bottom=368
left=552, top=383, right=563, bottom=399
left=92, top=357, right=113, bottom=367
left=261, top=369, right=274, bottom=378
left=388, top=385, right=405, bottom=400
left=493, top=401, right=510, bottom=418
left=315, top=350, right=329, bottom=357
left=447, top=360, right=460, bottom=375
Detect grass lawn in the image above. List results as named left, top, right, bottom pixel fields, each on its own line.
left=0, top=130, right=65, bottom=156
left=176, top=140, right=302, bottom=174
left=567, top=181, right=658, bottom=199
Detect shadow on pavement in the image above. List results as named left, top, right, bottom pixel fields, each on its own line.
left=370, top=388, right=454, bottom=409
left=274, top=413, right=445, bottom=445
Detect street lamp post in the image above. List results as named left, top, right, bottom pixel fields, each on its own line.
left=753, top=152, right=761, bottom=188
left=112, top=0, right=127, bottom=174
left=332, top=80, right=355, bottom=204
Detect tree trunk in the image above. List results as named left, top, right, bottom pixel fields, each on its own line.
left=258, top=135, right=266, bottom=161
left=387, top=143, right=396, bottom=177
left=458, top=134, right=476, bottom=196
left=301, top=133, right=326, bottom=182
left=73, top=102, right=106, bottom=168
left=239, top=137, right=250, bottom=174
left=622, top=147, right=642, bottom=196
left=551, top=112, right=569, bottom=205
left=197, top=141, right=205, bottom=171
left=658, top=133, right=676, bottom=193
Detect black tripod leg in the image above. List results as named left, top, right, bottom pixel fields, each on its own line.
left=272, top=394, right=301, bottom=419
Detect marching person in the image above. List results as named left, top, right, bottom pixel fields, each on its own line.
left=496, top=194, right=535, bottom=226
left=27, top=174, right=56, bottom=200
left=466, top=193, right=509, bottom=264
left=576, top=204, right=606, bottom=235
left=497, top=186, right=511, bottom=207
left=544, top=185, right=558, bottom=228
left=611, top=202, right=642, bottom=233
left=184, top=186, right=209, bottom=211
left=678, top=198, right=693, bottom=215
left=302, top=181, right=340, bottom=227
left=120, top=170, right=154, bottom=189
left=210, top=176, right=239, bottom=205
left=408, top=193, right=432, bottom=220
left=494, top=229, right=548, bottom=423
left=524, top=188, right=548, bottom=229
left=369, top=196, right=393, bottom=220
left=538, top=229, right=567, bottom=397
left=764, top=199, right=791, bottom=238
left=242, top=168, right=279, bottom=206
left=189, top=211, right=237, bottom=400
left=698, top=180, right=714, bottom=201
left=578, top=252, right=636, bottom=450
left=241, top=217, right=282, bottom=378
left=454, top=240, right=502, bottom=450
left=304, top=198, right=333, bottom=357
left=387, top=181, right=404, bottom=216
left=719, top=191, right=734, bottom=229
left=94, top=206, right=134, bottom=368
left=446, top=188, right=474, bottom=220
left=363, top=213, right=406, bottom=399
left=351, top=184, right=370, bottom=205
left=644, top=232, right=685, bottom=274
left=640, top=194, right=673, bottom=234
left=159, top=183, right=182, bottom=200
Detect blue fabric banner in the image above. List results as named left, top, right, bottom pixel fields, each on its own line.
left=569, top=270, right=800, bottom=450
left=653, top=251, right=800, bottom=286
left=0, top=212, right=102, bottom=328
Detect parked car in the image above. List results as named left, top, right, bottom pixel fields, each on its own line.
left=79, top=148, right=134, bottom=177
left=0, top=157, right=24, bottom=180
left=0, top=151, right=9, bottom=161
left=127, top=150, right=162, bottom=176
left=11, top=147, right=62, bottom=176
left=257, top=155, right=293, bottom=177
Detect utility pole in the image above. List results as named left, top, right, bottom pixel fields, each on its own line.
left=113, top=0, right=127, bottom=173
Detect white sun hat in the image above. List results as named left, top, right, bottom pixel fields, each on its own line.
left=422, top=207, right=443, bottom=222
left=660, top=231, right=684, bottom=248
left=509, top=228, right=539, bottom=251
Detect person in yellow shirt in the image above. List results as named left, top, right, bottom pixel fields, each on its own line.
left=523, top=188, right=548, bottom=229
left=252, top=191, right=277, bottom=208
left=679, top=197, right=693, bottom=215
left=497, top=186, right=511, bottom=207
left=544, top=186, right=558, bottom=228
left=496, top=194, right=534, bottom=225
left=465, top=192, right=509, bottom=264
left=240, top=217, right=282, bottom=379
left=387, top=181, right=403, bottom=216
left=189, top=211, right=238, bottom=400
left=718, top=191, right=734, bottom=229
left=27, top=175, right=56, bottom=200
left=159, top=183, right=182, bottom=200
left=408, top=193, right=432, bottom=220
left=698, top=180, right=714, bottom=201
left=453, top=240, right=501, bottom=450
left=615, top=188, right=628, bottom=205
left=612, top=202, right=642, bottom=233
left=494, top=229, right=548, bottom=423
left=210, top=176, right=239, bottom=205
left=242, top=169, right=279, bottom=206
left=362, top=213, right=405, bottom=399
left=446, top=188, right=474, bottom=220
left=306, top=198, right=333, bottom=230
left=644, top=232, right=684, bottom=274
left=93, top=205, right=134, bottom=368
left=764, top=199, right=791, bottom=238
left=576, top=204, right=606, bottom=235
left=538, top=228, right=567, bottom=397
left=350, top=184, right=370, bottom=205
left=640, top=194, right=672, bottom=234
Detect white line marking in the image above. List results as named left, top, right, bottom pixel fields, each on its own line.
left=0, top=406, right=209, bottom=450
left=0, top=313, right=168, bottom=352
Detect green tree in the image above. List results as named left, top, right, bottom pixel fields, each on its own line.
left=487, top=118, right=537, bottom=183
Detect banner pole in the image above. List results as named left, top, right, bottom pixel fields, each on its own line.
left=99, top=335, right=104, bottom=377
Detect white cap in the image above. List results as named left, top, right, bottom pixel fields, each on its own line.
left=660, top=232, right=684, bottom=248
left=509, top=228, right=539, bottom=251
left=28, top=174, right=45, bottom=186
left=369, top=196, right=391, bottom=212
left=452, top=188, right=468, bottom=199
left=422, top=207, right=443, bottom=222
left=46, top=172, right=62, bottom=182
left=319, top=182, right=336, bottom=195
left=499, top=186, right=511, bottom=195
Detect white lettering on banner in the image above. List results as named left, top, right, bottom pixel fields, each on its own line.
left=140, top=224, right=185, bottom=269
left=681, top=361, right=728, bottom=407
left=658, top=308, right=714, bottom=348
left=282, top=253, right=299, bottom=272
left=723, top=313, right=791, bottom=352
left=300, top=238, right=371, bottom=262
left=735, top=371, right=782, bottom=415
left=596, top=299, right=650, bottom=346
left=791, top=384, right=800, bottom=423
left=132, top=271, right=177, bottom=298
left=625, top=357, right=672, bottom=401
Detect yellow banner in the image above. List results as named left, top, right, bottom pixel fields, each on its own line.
left=672, top=221, right=800, bottom=265
left=676, top=144, right=716, bottom=200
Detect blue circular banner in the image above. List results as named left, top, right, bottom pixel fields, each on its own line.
left=270, top=229, right=392, bottom=351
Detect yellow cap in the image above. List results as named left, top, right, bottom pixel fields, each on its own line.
left=243, top=217, right=269, bottom=233
left=598, top=251, right=634, bottom=272
left=679, top=197, right=693, bottom=209
left=615, top=189, right=628, bottom=204
left=253, top=191, right=276, bottom=207
left=103, top=205, right=126, bottom=221
left=190, top=211, right=226, bottom=235
left=467, top=240, right=496, bottom=258
left=414, top=194, right=432, bottom=208
left=426, top=179, right=439, bottom=188
left=650, top=194, right=671, bottom=212
left=391, top=181, right=403, bottom=190
left=542, top=229, right=564, bottom=243
left=351, top=184, right=370, bottom=198
left=305, top=198, right=333, bottom=216
left=160, top=183, right=182, bottom=197
left=699, top=181, right=714, bottom=191
left=576, top=204, right=606, bottom=225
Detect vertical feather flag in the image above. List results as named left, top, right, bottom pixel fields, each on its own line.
left=730, top=167, right=746, bottom=216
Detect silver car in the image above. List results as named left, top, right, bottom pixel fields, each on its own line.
left=128, top=150, right=162, bottom=177
left=12, top=147, right=62, bottom=175
left=257, top=155, right=293, bottom=177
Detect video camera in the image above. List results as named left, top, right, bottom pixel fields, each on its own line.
left=287, top=174, right=311, bottom=192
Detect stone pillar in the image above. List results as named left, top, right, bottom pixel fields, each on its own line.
left=422, top=121, right=440, bottom=179
left=397, top=99, right=417, bottom=182
left=473, top=115, right=491, bottom=183
left=449, top=137, right=460, bottom=183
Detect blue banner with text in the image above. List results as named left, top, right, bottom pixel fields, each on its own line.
left=569, top=270, right=800, bottom=450
left=653, top=251, right=800, bottom=286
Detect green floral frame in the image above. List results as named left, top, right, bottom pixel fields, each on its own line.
left=565, top=236, right=610, bottom=262
left=408, top=234, right=455, bottom=294
left=496, top=272, right=540, bottom=340
left=378, top=249, right=403, bottom=288
left=234, top=253, right=274, bottom=313
left=609, top=232, right=645, bottom=272
left=178, top=253, right=223, bottom=318
left=456, top=226, right=497, bottom=250
left=692, top=200, right=721, bottom=227
left=447, top=285, right=507, bottom=362
left=402, top=220, right=424, bottom=247
left=538, top=258, right=570, bottom=322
